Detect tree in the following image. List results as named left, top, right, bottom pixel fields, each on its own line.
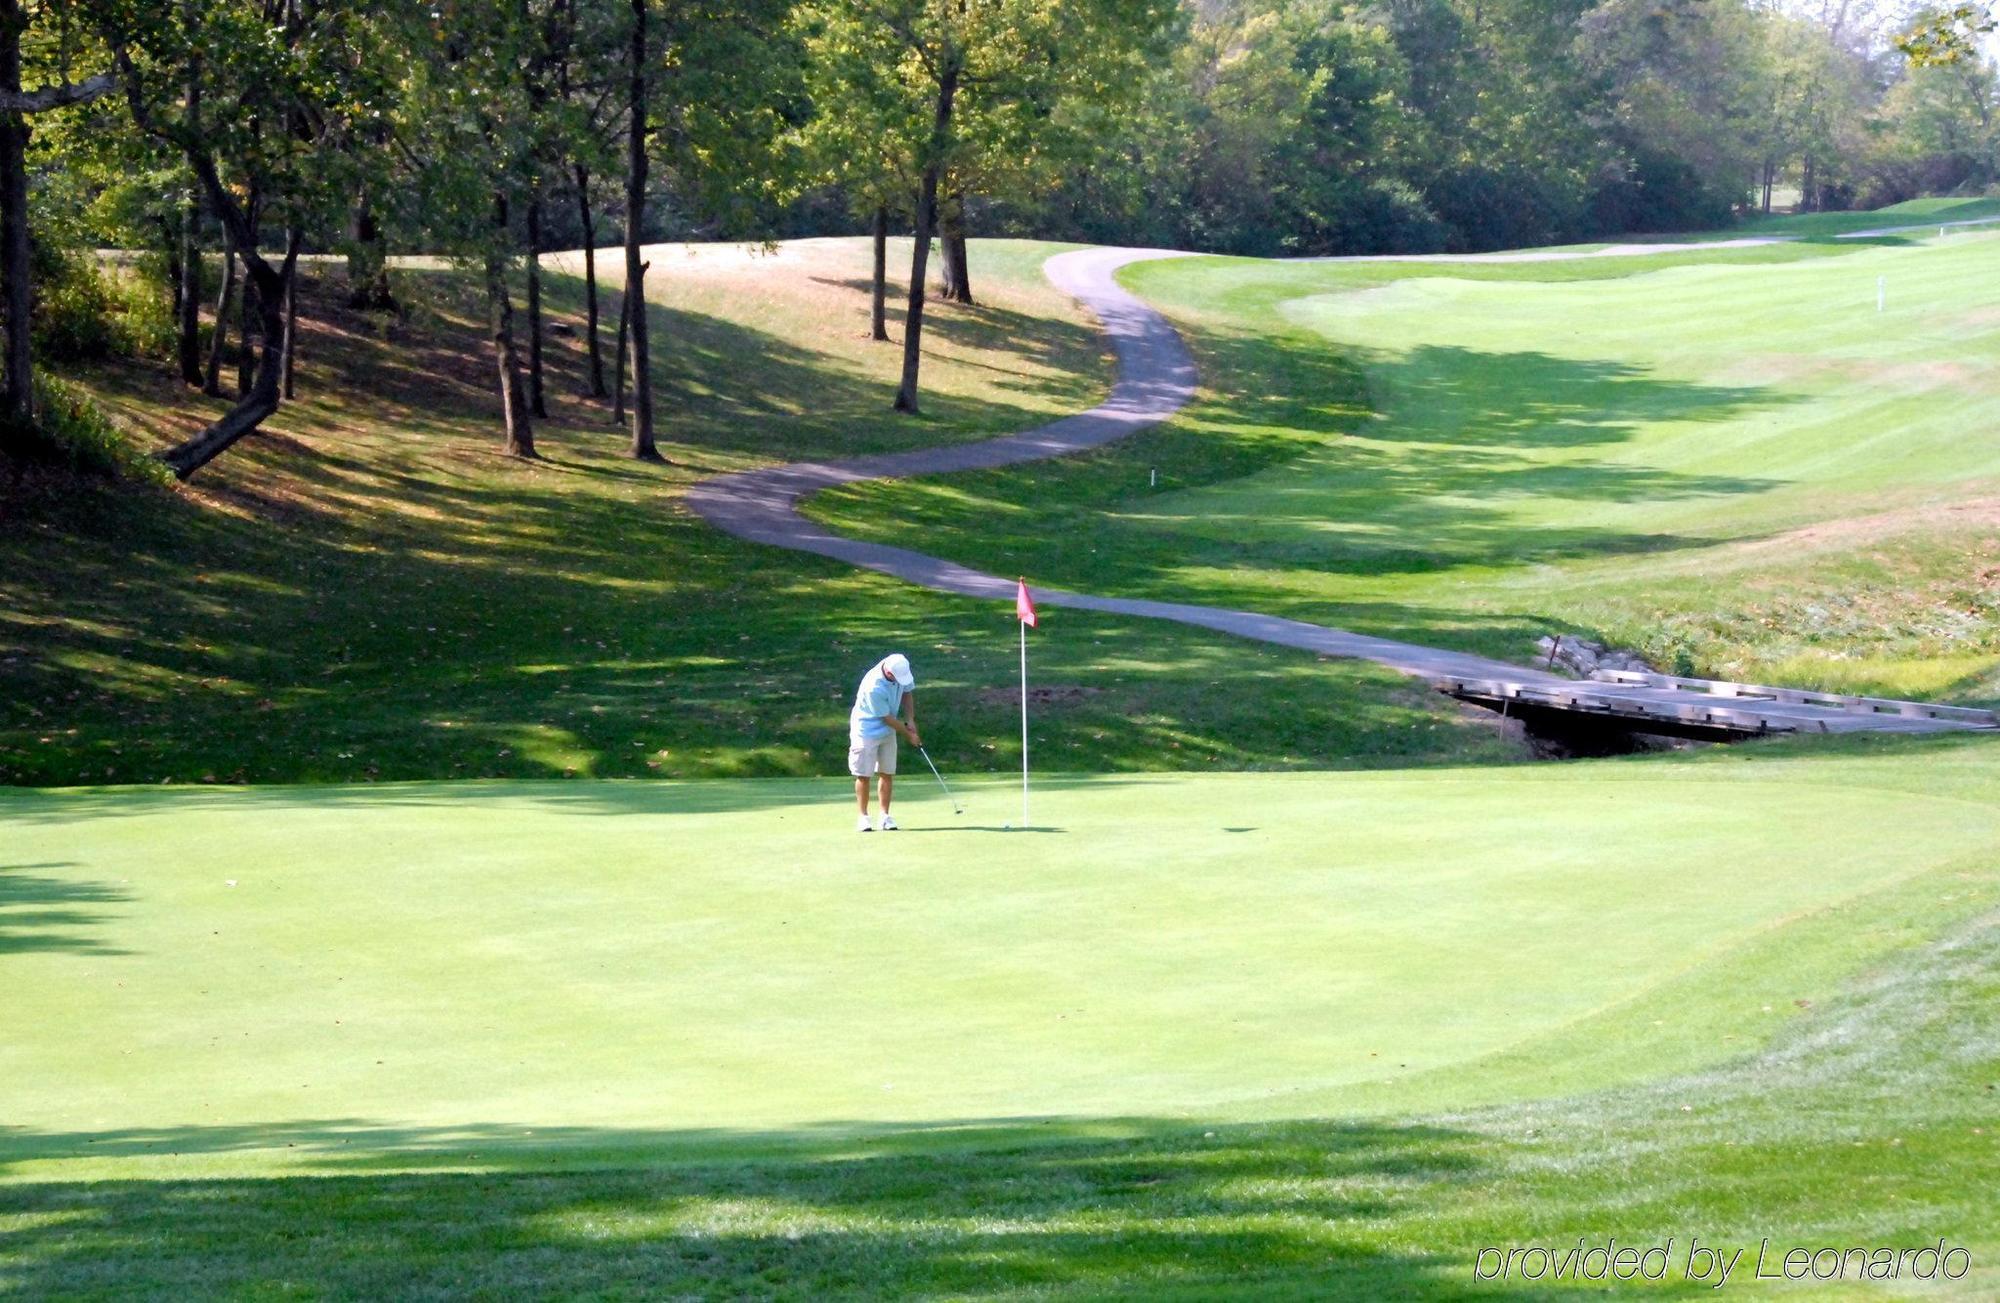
left=1575, top=0, right=1769, bottom=223
left=0, top=0, right=115, bottom=447
left=23, top=57, right=206, bottom=379
left=560, top=4, right=627, bottom=401
left=622, top=0, right=656, bottom=459
left=1878, top=48, right=2000, bottom=185
left=624, top=0, right=801, bottom=458
left=802, top=0, right=1176, bottom=416
left=101, top=0, right=393, bottom=479
left=793, top=2, right=920, bottom=338
left=1891, top=3, right=2000, bottom=193
left=1898, top=3, right=1998, bottom=67
left=395, top=0, right=569, bottom=459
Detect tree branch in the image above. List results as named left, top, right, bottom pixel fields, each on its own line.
left=0, top=69, right=115, bottom=114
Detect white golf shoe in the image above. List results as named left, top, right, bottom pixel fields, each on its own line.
left=877, top=813, right=900, bottom=831
left=856, top=814, right=873, bottom=832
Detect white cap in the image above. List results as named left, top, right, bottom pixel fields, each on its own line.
left=883, top=653, right=914, bottom=689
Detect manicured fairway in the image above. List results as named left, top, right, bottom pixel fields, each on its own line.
left=7, top=738, right=1998, bottom=1183
left=814, top=212, right=2000, bottom=699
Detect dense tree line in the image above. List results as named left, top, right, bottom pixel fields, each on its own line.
left=1009, top=0, right=2000, bottom=256
left=1, top=0, right=1995, bottom=479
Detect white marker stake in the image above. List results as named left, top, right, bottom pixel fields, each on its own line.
left=1019, top=619, right=1030, bottom=828
left=1014, top=578, right=1038, bottom=830
left=1150, top=467, right=1157, bottom=488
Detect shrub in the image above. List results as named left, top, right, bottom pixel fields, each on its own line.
left=32, top=258, right=120, bottom=360
left=1337, top=179, right=1451, bottom=255
left=5, top=373, right=172, bottom=484
left=1424, top=164, right=1587, bottom=253
left=30, top=248, right=175, bottom=364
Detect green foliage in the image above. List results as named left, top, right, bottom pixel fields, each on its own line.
left=29, top=248, right=174, bottom=364
left=795, top=0, right=1181, bottom=228
left=655, top=1, right=811, bottom=235
left=97, top=1, right=399, bottom=227
left=1014, top=0, right=2000, bottom=253
left=1897, top=3, right=1998, bottom=67
left=8, top=372, right=169, bottom=484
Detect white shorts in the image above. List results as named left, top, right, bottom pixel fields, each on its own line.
left=848, top=733, right=898, bottom=777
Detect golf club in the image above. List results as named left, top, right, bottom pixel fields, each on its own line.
left=917, top=744, right=964, bottom=815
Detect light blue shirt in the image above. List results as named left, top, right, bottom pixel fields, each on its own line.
left=850, top=664, right=907, bottom=741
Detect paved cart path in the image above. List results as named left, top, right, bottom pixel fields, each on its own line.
left=687, top=247, right=1547, bottom=684
left=686, top=244, right=1994, bottom=736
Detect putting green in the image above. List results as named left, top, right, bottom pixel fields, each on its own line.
left=6, top=740, right=1998, bottom=1180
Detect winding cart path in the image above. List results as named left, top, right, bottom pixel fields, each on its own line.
left=686, top=244, right=1994, bottom=739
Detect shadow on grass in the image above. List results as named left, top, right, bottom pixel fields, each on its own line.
left=809, top=320, right=1789, bottom=655
left=900, top=825, right=1066, bottom=834
left=4, top=250, right=1532, bottom=791
left=0, top=862, right=129, bottom=956
left=1, top=442, right=1524, bottom=788
left=0, top=1114, right=1595, bottom=1298
left=0, top=772, right=1165, bottom=824
left=7, top=858, right=1994, bottom=1296
left=1351, top=343, right=1783, bottom=452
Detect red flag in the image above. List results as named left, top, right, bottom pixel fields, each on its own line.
left=1015, top=578, right=1038, bottom=628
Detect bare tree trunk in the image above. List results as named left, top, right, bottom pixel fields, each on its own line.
left=871, top=204, right=889, bottom=341
left=203, top=233, right=238, bottom=397
left=895, top=65, right=959, bottom=415
left=487, top=197, right=535, bottom=459
left=612, top=272, right=628, bottom=425
left=1800, top=153, right=1816, bottom=212
left=281, top=228, right=300, bottom=399
left=0, top=2, right=31, bottom=436
left=0, top=0, right=115, bottom=451
left=943, top=206, right=973, bottom=306
left=178, top=195, right=204, bottom=385
left=160, top=247, right=297, bottom=480
left=576, top=162, right=605, bottom=397
left=624, top=0, right=659, bottom=460
left=177, top=47, right=205, bottom=387
left=237, top=262, right=259, bottom=398
left=162, top=214, right=184, bottom=329
left=526, top=191, right=548, bottom=419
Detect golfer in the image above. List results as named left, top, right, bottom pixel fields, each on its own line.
left=850, top=653, right=919, bottom=831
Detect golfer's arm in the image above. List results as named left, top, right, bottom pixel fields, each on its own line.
left=882, top=694, right=917, bottom=742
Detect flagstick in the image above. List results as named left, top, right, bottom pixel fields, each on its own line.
left=1019, top=616, right=1030, bottom=828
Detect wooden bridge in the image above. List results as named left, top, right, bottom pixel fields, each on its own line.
left=1437, top=669, right=1998, bottom=743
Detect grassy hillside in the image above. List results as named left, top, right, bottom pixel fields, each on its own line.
left=814, top=211, right=2000, bottom=702
left=5, top=737, right=1997, bottom=1294
left=1, top=238, right=1518, bottom=787
left=8, top=206, right=2000, bottom=1296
